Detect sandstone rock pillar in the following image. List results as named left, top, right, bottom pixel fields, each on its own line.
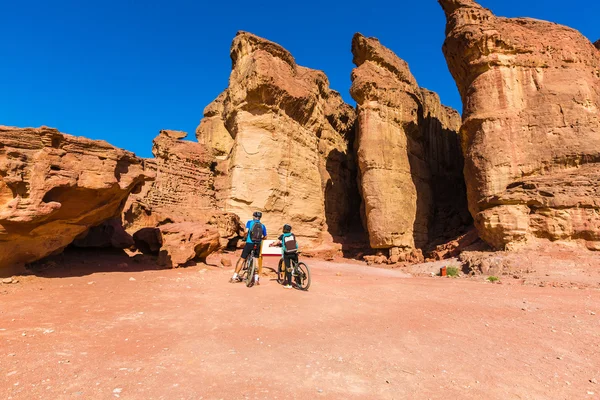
left=350, top=33, right=469, bottom=251
left=197, top=32, right=361, bottom=249
left=440, top=0, right=600, bottom=250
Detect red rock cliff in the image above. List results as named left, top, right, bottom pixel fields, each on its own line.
left=0, top=126, right=153, bottom=271
left=440, top=0, right=600, bottom=250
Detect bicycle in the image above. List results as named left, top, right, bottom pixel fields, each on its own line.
left=238, top=243, right=260, bottom=288
left=276, top=252, right=311, bottom=291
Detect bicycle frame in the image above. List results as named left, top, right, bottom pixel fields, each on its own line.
left=250, top=244, right=260, bottom=259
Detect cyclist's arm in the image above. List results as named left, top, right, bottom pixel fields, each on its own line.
left=270, top=234, right=283, bottom=247
left=242, top=220, right=251, bottom=240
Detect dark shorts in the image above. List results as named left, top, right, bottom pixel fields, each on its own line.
left=241, top=242, right=261, bottom=259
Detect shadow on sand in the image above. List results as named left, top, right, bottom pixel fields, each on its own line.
left=23, top=247, right=231, bottom=278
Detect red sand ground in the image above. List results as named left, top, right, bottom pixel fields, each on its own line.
left=1, top=249, right=599, bottom=399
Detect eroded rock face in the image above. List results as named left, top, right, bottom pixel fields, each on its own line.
left=133, top=227, right=162, bottom=254
left=350, top=33, right=470, bottom=251
left=123, top=130, right=244, bottom=260
left=123, top=129, right=218, bottom=232
left=197, top=31, right=361, bottom=248
left=594, top=40, right=600, bottom=50
left=72, top=218, right=134, bottom=249
left=0, top=126, right=153, bottom=271
left=440, top=0, right=600, bottom=249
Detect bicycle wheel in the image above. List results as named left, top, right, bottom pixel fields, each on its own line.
left=276, top=258, right=285, bottom=284
left=245, top=257, right=256, bottom=287
left=294, top=262, right=311, bottom=291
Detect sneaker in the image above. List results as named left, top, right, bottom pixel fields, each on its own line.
left=229, top=277, right=240, bottom=283
left=255, top=280, right=260, bottom=286
left=283, top=284, right=292, bottom=289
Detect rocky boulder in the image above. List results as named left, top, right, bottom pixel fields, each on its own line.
left=427, top=227, right=484, bottom=261
left=156, top=223, right=221, bottom=268
left=196, top=31, right=361, bottom=249
left=133, top=215, right=239, bottom=267
left=0, top=126, right=153, bottom=272
left=440, top=0, right=600, bottom=250
left=594, top=40, right=600, bottom=50
left=350, top=33, right=470, bottom=254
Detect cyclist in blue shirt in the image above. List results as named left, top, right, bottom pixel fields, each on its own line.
left=230, top=211, right=267, bottom=284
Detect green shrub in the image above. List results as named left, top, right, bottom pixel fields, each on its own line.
left=487, top=276, right=499, bottom=282
left=446, top=266, right=460, bottom=277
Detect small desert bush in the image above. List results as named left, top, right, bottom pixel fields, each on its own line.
left=487, top=276, right=499, bottom=282
left=446, top=266, right=460, bottom=277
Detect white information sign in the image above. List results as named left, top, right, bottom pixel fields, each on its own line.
left=260, top=240, right=282, bottom=257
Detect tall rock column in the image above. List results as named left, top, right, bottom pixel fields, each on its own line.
left=440, top=0, right=600, bottom=250
left=197, top=32, right=360, bottom=249
left=350, top=33, right=469, bottom=252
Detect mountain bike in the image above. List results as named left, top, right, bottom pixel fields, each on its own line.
left=238, top=243, right=260, bottom=288
left=276, top=253, right=311, bottom=291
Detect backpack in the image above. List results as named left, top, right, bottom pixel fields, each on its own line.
left=249, top=221, right=264, bottom=243
left=283, top=233, right=298, bottom=254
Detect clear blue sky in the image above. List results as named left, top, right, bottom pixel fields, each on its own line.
left=1, top=0, right=598, bottom=157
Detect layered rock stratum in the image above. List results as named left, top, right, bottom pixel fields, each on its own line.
left=350, top=33, right=470, bottom=252
left=197, top=31, right=361, bottom=249
left=123, top=130, right=219, bottom=231
left=0, top=126, right=153, bottom=271
left=440, top=0, right=600, bottom=250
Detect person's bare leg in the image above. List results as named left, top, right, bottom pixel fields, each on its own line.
left=230, top=257, right=245, bottom=282
left=235, top=257, right=244, bottom=274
